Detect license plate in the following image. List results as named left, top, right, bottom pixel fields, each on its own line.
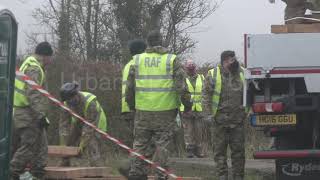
left=251, top=114, right=296, bottom=126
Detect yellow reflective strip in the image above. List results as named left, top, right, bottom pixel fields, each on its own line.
left=81, top=92, right=96, bottom=117
left=136, top=75, right=172, bottom=80
left=186, top=78, right=195, bottom=93
left=19, top=57, right=45, bottom=85
left=136, top=87, right=174, bottom=92
left=134, top=54, right=140, bottom=78
left=166, top=54, right=173, bottom=75
left=14, top=87, right=26, bottom=95
left=212, top=101, right=219, bottom=108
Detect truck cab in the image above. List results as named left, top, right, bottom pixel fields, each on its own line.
left=0, top=6, right=18, bottom=180
left=244, top=25, right=320, bottom=180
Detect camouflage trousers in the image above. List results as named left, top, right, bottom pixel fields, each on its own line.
left=129, top=110, right=177, bottom=180
left=282, top=0, right=307, bottom=24
left=10, top=126, right=48, bottom=179
left=61, top=122, right=105, bottom=167
left=121, top=112, right=135, bottom=147
left=213, top=123, right=245, bottom=178
left=182, top=112, right=208, bottom=156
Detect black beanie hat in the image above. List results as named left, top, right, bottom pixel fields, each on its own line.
left=35, top=41, right=53, bottom=56
left=128, top=39, right=147, bottom=56
left=220, top=50, right=235, bottom=64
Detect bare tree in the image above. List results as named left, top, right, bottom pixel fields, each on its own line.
left=111, top=0, right=219, bottom=59
left=33, top=0, right=118, bottom=61
left=57, top=0, right=72, bottom=57
left=31, top=0, right=220, bottom=63
left=162, top=0, right=218, bottom=54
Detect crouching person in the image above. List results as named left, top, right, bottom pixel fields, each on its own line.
left=59, top=82, right=107, bottom=167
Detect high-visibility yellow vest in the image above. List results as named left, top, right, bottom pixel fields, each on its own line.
left=180, top=74, right=204, bottom=112
left=69, top=92, right=107, bottom=132
left=121, top=60, right=134, bottom=113
left=134, top=52, right=179, bottom=111
left=14, top=56, right=45, bottom=107
left=208, top=66, right=244, bottom=117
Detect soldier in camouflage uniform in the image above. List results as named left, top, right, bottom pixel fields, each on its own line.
left=269, top=0, right=307, bottom=24
left=118, top=39, right=147, bottom=178
left=180, top=60, right=208, bottom=158
left=270, top=0, right=320, bottom=23
left=307, top=0, right=320, bottom=19
left=10, top=42, right=53, bottom=180
left=121, top=39, right=147, bottom=147
left=125, top=30, right=191, bottom=180
left=282, top=0, right=307, bottom=24
left=203, top=51, right=246, bottom=180
left=59, top=82, right=107, bottom=167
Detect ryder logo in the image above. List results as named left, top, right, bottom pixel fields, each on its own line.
left=282, top=163, right=320, bottom=176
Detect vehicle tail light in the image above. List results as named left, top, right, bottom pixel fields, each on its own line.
left=252, top=102, right=284, bottom=113
left=270, top=127, right=278, bottom=133
left=254, top=150, right=320, bottom=159
left=251, top=70, right=261, bottom=75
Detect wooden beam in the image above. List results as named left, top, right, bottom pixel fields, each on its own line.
left=48, top=146, right=80, bottom=157
left=271, top=25, right=288, bottom=34
left=45, top=167, right=111, bottom=179
left=271, top=24, right=320, bottom=34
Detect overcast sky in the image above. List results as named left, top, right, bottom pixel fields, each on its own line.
left=3, top=0, right=286, bottom=63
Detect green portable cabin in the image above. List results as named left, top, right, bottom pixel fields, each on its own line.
left=0, top=6, right=18, bottom=180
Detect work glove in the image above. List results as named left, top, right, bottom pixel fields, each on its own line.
left=203, top=115, right=214, bottom=126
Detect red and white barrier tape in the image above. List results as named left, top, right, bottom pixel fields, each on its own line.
left=15, top=70, right=182, bottom=180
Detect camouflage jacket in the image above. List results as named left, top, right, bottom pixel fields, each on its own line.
left=125, top=46, right=191, bottom=112
left=203, top=66, right=245, bottom=127
left=283, top=0, right=320, bottom=11
left=308, top=0, right=320, bottom=10
left=282, top=0, right=306, bottom=6
left=14, top=59, right=48, bottom=129
left=60, top=93, right=99, bottom=142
